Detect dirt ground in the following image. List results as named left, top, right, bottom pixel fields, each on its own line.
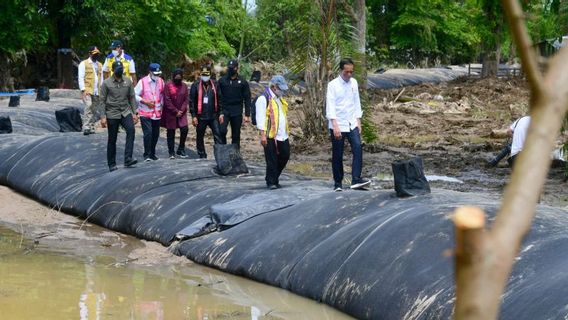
left=229, top=77, right=567, bottom=208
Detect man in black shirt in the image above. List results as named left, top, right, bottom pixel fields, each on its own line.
left=218, top=59, right=251, bottom=148
left=190, top=65, right=223, bottom=158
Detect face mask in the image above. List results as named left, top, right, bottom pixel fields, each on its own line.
left=114, top=67, right=124, bottom=77
left=201, top=76, right=210, bottom=82
left=91, top=54, right=99, bottom=61
left=174, top=78, right=182, bottom=84
left=227, top=67, right=236, bottom=77
left=112, top=50, right=120, bottom=57
left=150, top=74, right=157, bottom=81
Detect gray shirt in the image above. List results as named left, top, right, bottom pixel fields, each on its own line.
left=100, top=76, right=137, bottom=119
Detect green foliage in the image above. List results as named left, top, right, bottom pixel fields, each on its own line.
left=0, top=0, right=49, bottom=55
left=390, top=0, right=481, bottom=65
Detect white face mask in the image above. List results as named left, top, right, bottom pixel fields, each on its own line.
left=112, top=50, right=120, bottom=57
left=150, top=74, right=157, bottom=81
left=201, top=76, right=210, bottom=82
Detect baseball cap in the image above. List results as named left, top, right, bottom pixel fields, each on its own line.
left=109, top=40, right=123, bottom=49
left=270, top=75, right=289, bottom=91
left=227, top=59, right=238, bottom=68
left=149, top=63, right=162, bottom=75
left=112, top=60, right=123, bottom=70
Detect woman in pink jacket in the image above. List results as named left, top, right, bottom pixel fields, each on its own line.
left=162, top=69, right=190, bottom=159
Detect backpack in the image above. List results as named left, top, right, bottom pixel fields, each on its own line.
left=250, top=89, right=270, bottom=126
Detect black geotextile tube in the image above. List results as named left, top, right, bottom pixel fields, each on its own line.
left=1, top=130, right=568, bottom=320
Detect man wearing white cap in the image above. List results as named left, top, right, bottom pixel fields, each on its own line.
left=78, top=46, right=103, bottom=135
left=255, top=75, right=290, bottom=189
left=135, top=63, right=165, bottom=161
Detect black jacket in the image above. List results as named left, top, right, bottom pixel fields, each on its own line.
left=218, top=75, right=251, bottom=117
left=190, top=80, right=221, bottom=120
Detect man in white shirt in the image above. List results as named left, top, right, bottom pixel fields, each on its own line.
left=507, top=115, right=531, bottom=167
left=78, top=46, right=103, bottom=135
left=255, top=75, right=290, bottom=190
left=326, top=58, right=370, bottom=191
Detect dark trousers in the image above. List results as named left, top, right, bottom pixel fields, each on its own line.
left=330, top=127, right=363, bottom=187
left=140, top=117, right=160, bottom=158
left=220, top=114, right=243, bottom=147
left=264, top=138, right=290, bottom=186
left=107, top=114, right=135, bottom=167
left=196, top=118, right=222, bottom=157
left=166, top=126, right=189, bottom=155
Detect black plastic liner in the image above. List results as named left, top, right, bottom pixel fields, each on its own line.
left=1, top=102, right=567, bottom=320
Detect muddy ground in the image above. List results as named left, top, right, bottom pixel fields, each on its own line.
left=230, top=77, right=567, bottom=208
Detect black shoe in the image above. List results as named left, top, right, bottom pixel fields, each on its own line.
left=276, top=183, right=282, bottom=189
left=124, top=159, right=138, bottom=167
left=109, top=165, right=118, bottom=172
left=169, top=154, right=175, bottom=160
left=350, top=179, right=371, bottom=190
left=198, top=152, right=207, bottom=159
left=267, top=184, right=278, bottom=190
left=176, top=149, right=189, bottom=158
left=149, top=155, right=159, bottom=161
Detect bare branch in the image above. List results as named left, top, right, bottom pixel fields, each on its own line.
left=501, top=0, right=544, bottom=98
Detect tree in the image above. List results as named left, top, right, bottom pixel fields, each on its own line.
left=454, top=0, right=568, bottom=318
left=0, top=0, right=48, bottom=92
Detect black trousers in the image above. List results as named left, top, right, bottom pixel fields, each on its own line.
left=140, top=117, right=160, bottom=158
left=220, top=114, right=243, bottom=147
left=264, top=138, right=290, bottom=186
left=107, top=114, right=135, bottom=167
left=166, top=126, right=189, bottom=155
left=196, top=118, right=222, bottom=157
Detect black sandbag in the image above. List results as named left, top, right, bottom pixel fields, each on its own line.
left=214, top=143, right=249, bottom=175
left=0, top=116, right=12, bottom=134
left=250, top=70, right=261, bottom=82
left=1, top=107, right=60, bottom=134
left=8, top=96, right=20, bottom=107
left=55, top=107, right=83, bottom=132
left=36, top=86, right=50, bottom=101
left=392, top=156, right=431, bottom=197
left=173, top=190, right=568, bottom=320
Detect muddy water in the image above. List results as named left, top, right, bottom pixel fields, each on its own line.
left=0, top=188, right=353, bottom=320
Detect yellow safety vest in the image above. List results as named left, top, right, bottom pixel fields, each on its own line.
left=106, top=53, right=134, bottom=80
left=83, top=58, right=102, bottom=95
left=264, top=95, right=289, bottom=139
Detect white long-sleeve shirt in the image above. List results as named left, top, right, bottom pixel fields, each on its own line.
left=78, top=59, right=102, bottom=95
left=325, top=76, right=362, bottom=131
left=510, top=116, right=531, bottom=156
left=255, top=88, right=288, bottom=141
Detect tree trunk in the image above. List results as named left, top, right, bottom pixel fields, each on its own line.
left=56, top=19, right=74, bottom=89
left=0, top=53, right=15, bottom=92
left=482, top=3, right=503, bottom=77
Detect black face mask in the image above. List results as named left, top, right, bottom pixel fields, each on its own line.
left=227, top=67, right=237, bottom=77
left=174, top=78, right=182, bottom=84
left=114, top=67, right=124, bottom=77
left=91, top=54, right=99, bottom=61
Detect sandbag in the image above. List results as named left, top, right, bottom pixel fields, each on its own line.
left=55, top=107, right=83, bottom=132
left=0, top=116, right=13, bottom=134
left=8, top=96, right=20, bottom=107
left=392, top=156, right=431, bottom=197
left=36, top=86, right=50, bottom=102
left=214, top=144, right=249, bottom=175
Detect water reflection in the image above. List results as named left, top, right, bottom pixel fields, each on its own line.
left=0, top=226, right=352, bottom=320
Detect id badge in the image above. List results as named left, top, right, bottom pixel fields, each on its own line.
left=203, top=96, right=209, bottom=104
